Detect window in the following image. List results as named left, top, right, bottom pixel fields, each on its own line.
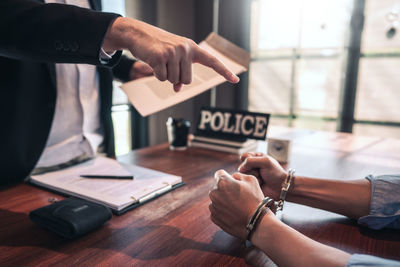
left=354, top=0, right=400, bottom=137
left=249, top=0, right=400, bottom=138
left=111, top=81, right=132, bottom=156
left=102, top=0, right=132, bottom=155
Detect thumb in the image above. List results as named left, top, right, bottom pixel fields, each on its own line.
left=140, top=62, right=153, bottom=73
left=238, top=157, right=271, bottom=173
left=214, top=169, right=236, bottom=183
left=232, top=172, right=248, bottom=181
left=213, top=169, right=236, bottom=190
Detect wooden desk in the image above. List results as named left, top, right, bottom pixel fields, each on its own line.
left=1, top=127, right=400, bottom=266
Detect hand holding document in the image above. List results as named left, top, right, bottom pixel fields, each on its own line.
left=120, top=33, right=250, bottom=117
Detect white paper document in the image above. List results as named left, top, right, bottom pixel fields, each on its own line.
left=29, top=157, right=182, bottom=213
left=120, top=33, right=250, bottom=117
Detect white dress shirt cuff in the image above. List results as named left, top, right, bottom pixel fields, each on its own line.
left=99, top=47, right=117, bottom=64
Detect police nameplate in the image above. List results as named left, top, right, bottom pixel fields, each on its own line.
left=196, top=107, right=270, bottom=141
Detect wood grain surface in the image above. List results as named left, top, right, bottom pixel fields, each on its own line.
left=1, top=127, right=399, bottom=266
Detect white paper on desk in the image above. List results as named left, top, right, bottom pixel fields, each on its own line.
left=120, top=32, right=250, bottom=117
left=29, top=156, right=182, bottom=211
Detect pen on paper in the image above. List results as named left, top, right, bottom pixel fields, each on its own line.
left=80, top=175, right=134, bottom=180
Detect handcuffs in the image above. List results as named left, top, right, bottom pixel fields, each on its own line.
left=245, top=169, right=295, bottom=244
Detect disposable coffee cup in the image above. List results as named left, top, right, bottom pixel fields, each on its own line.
left=166, top=117, right=191, bottom=150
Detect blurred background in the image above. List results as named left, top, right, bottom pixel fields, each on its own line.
left=102, top=0, right=400, bottom=155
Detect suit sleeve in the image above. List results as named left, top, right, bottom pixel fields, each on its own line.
left=0, top=0, right=122, bottom=67
left=112, top=55, right=136, bottom=82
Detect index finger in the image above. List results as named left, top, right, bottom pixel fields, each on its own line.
left=193, top=47, right=240, bottom=84
left=240, top=152, right=265, bottom=162
left=238, top=157, right=273, bottom=173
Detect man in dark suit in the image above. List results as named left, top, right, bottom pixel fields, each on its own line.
left=0, top=0, right=149, bottom=185
left=0, top=0, right=239, bottom=185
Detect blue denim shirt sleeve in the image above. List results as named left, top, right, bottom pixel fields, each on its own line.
left=358, top=174, right=400, bottom=230
left=346, top=254, right=400, bottom=267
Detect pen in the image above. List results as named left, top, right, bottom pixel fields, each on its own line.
left=80, top=175, right=134, bottom=179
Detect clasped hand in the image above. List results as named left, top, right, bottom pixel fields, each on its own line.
left=209, top=153, right=287, bottom=240
left=209, top=170, right=265, bottom=240
left=238, top=152, right=287, bottom=200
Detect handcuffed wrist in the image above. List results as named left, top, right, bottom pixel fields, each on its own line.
left=245, top=197, right=276, bottom=244
left=277, top=168, right=295, bottom=211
